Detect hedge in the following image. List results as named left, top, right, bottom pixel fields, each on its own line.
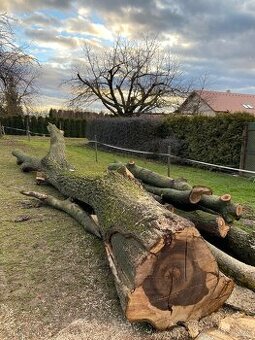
left=86, top=113, right=255, bottom=167
left=159, top=113, right=255, bottom=167
left=0, top=115, right=87, bottom=138
left=85, top=116, right=181, bottom=157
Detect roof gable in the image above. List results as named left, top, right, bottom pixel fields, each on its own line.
left=195, top=90, right=255, bottom=114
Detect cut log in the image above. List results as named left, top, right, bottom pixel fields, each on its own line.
left=202, top=226, right=255, bottom=266
left=207, top=242, right=255, bottom=291
left=12, top=124, right=234, bottom=330
left=226, top=226, right=255, bottom=266
left=143, top=184, right=212, bottom=207
left=12, top=150, right=41, bottom=172
left=146, top=187, right=242, bottom=224
left=108, top=161, right=193, bottom=191
left=174, top=210, right=230, bottom=238
left=198, top=194, right=243, bottom=223
left=21, top=190, right=102, bottom=238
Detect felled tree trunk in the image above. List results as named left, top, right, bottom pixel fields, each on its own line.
left=12, top=124, right=234, bottom=330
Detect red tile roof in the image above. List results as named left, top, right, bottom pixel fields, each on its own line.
left=196, top=90, right=255, bottom=114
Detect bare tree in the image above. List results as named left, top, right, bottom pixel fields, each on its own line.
left=69, top=36, right=190, bottom=116
left=0, top=13, right=40, bottom=116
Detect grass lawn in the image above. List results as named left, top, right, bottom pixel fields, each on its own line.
left=0, top=135, right=254, bottom=340
left=21, top=135, right=255, bottom=208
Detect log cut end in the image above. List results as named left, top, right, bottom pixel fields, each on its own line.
left=189, top=186, right=212, bottom=204
left=216, top=216, right=230, bottom=238
left=126, top=226, right=234, bottom=329
left=220, top=194, right=232, bottom=202
left=235, top=204, right=243, bottom=218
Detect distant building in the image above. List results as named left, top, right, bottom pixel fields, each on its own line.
left=176, top=90, right=255, bottom=116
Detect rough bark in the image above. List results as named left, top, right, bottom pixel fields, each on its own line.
left=201, top=225, right=255, bottom=266
left=226, top=226, right=255, bottom=266
left=12, top=124, right=234, bottom=330
left=108, top=161, right=193, bottom=191
left=21, top=190, right=101, bottom=238
left=109, top=162, right=242, bottom=223
left=174, top=210, right=230, bottom=238
left=207, top=242, right=255, bottom=291
left=143, top=184, right=212, bottom=207
left=197, top=194, right=243, bottom=223
left=12, top=150, right=41, bottom=172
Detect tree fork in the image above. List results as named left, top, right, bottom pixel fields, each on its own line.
left=12, top=124, right=234, bottom=329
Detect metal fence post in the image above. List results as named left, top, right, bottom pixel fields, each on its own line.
left=95, top=135, right=98, bottom=162
left=167, top=144, right=171, bottom=177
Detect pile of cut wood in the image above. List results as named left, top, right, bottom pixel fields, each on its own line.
left=108, top=161, right=255, bottom=292
left=12, top=124, right=255, bottom=330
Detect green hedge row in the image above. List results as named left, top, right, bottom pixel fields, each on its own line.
left=86, top=116, right=181, bottom=157
left=86, top=113, right=255, bottom=167
left=0, top=115, right=87, bottom=138
left=159, top=113, right=255, bottom=167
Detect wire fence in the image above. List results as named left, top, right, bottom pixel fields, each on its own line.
left=1, top=124, right=255, bottom=177
left=2, top=125, right=50, bottom=136
left=88, top=139, right=255, bottom=177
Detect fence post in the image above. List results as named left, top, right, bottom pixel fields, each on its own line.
left=239, top=124, right=248, bottom=175
left=167, top=144, right=171, bottom=177
left=26, top=115, right=31, bottom=141
left=95, top=135, right=98, bottom=163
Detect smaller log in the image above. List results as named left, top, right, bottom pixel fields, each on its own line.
left=226, top=226, right=255, bottom=266
left=143, top=184, right=211, bottom=207
left=198, top=194, right=243, bottom=223
left=12, top=150, right=41, bottom=172
left=175, top=210, right=230, bottom=238
left=21, top=190, right=102, bottom=238
left=108, top=161, right=193, bottom=190
left=207, top=241, right=255, bottom=291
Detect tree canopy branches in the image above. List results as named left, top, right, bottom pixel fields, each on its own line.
left=0, top=13, right=40, bottom=116
left=70, top=36, right=190, bottom=116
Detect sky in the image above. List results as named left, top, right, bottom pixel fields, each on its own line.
left=1, top=0, right=255, bottom=112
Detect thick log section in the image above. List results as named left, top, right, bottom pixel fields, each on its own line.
left=12, top=124, right=234, bottom=330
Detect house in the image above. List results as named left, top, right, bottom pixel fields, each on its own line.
left=176, top=90, right=255, bottom=116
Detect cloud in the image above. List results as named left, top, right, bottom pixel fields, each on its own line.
left=64, top=17, right=113, bottom=40
left=2, top=0, right=255, bottom=111
left=25, top=27, right=82, bottom=49
left=22, top=12, right=60, bottom=27
left=0, top=0, right=72, bottom=13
